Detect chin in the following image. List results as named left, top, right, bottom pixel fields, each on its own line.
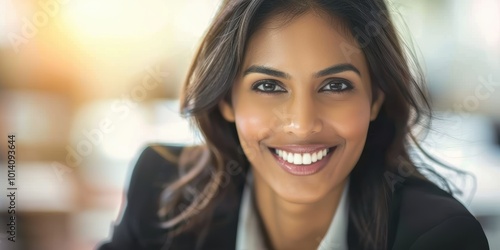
left=269, top=168, right=347, bottom=205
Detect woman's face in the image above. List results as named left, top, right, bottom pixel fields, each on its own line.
left=220, top=11, right=384, bottom=203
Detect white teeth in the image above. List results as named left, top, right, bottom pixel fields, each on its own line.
left=318, top=150, right=324, bottom=160
left=293, top=153, right=302, bottom=164
left=274, top=148, right=331, bottom=165
left=287, top=152, right=294, bottom=163
left=302, top=153, right=312, bottom=164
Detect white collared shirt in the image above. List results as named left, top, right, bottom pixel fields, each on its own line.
left=236, top=172, right=349, bottom=250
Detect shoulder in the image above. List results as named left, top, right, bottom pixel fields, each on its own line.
left=97, top=144, right=196, bottom=250
left=125, top=144, right=187, bottom=211
left=128, top=144, right=183, bottom=186
left=391, top=176, right=489, bottom=250
left=98, top=144, right=244, bottom=250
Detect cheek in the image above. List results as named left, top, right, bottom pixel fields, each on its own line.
left=232, top=101, right=276, bottom=162
left=322, top=98, right=373, bottom=178
left=326, top=98, right=372, bottom=145
left=342, top=108, right=371, bottom=140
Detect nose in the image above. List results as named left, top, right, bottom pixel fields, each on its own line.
left=281, top=93, right=323, bottom=138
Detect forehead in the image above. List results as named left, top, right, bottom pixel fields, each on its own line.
left=242, top=11, right=368, bottom=76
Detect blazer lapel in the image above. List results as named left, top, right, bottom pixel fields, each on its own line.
left=168, top=171, right=247, bottom=250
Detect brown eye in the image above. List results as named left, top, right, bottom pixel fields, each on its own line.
left=320, top=79, right=353, bottom=92
left=252, top=80, right=286, bottom=93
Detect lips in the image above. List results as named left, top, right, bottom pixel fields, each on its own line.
left=268, top=146, right=336, bottom=176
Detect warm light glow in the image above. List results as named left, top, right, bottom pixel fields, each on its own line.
left=173, top=1, right=222, bottom=37
left=61, top=0, right=170, bottom=40
left=61, top=0, right=222, bottom=41
left=55, top=0, right=223, bottom=99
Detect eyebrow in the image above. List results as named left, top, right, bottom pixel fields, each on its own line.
left=243, top=65, right=291, bottom=79
left=314, top=63, right=361, bottom=78
left=243, top=63, right=361, bottom=79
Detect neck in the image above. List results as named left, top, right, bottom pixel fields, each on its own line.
left=253, top=173, right=347, bottom=250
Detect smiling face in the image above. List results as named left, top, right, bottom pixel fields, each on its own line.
left=219, top=11, right=384, bottom=204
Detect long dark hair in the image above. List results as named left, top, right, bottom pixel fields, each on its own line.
left=156, top=0, right=462, bottom=249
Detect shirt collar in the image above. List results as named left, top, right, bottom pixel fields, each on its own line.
left=236, top=172, right=350, bottom=250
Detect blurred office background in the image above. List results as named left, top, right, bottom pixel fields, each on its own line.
left=0, top=0, right=499, bottom=249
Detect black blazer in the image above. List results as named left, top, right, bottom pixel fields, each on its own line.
left=97, top=144, right=489, bottom=250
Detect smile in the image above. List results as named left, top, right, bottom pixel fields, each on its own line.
left=274, top=148, right=330, bottom=165
left=269, top=146, right=337, bottom=176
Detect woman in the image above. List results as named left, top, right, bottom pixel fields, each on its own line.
left=98, top=0, right=489, bottom=249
